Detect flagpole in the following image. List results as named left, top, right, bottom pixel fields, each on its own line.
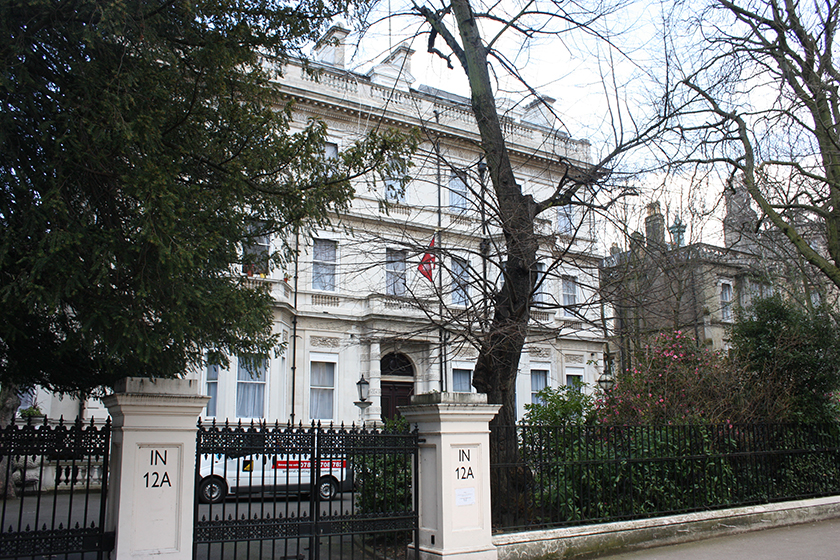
left=436, top=138, right=446, bottom=392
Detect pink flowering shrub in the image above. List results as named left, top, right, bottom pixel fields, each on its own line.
left=597, top=331, right=743, bottom=425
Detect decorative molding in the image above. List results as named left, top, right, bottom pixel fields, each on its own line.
left=529, top=347, right=551, bottom=359
left=565, top=354, right=584, bottom=364
left=311, top=336, right=340, bottom=348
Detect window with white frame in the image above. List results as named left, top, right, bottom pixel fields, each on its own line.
left=557, top=205, right=576, bottom=234
left=385, top=178, right=404, bottom=203
left=310, top=354, right=336, bottom=420
left=386, top=249, right=407, bottom=296
left=236, top=357, right=266, bottom=418
left=565, top=365, right=584, bottom=391
left=312, top=239, right=337, bottom=291
left=384, top=161, right=405, bottom=203
left=452, top=368, right=472, bottom=393
left=449, top=172, right=469, bottom=213
left=531, top=369, right=548, bottom=404
left=324, top=142, right=338, bottom=159
left=242, top=227, right=270, bottom=277
left=746, top=279, right=773, bottom=306
left=562, top=276, right=577, bottom=314
left=720, top=281, right=733, bottom=322
left=452, top=256, right=470, bottom=306
left=206, top=364, right=220, bottom=417
left=533, top=262, right=550, bottom=306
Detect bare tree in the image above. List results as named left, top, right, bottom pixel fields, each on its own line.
left=662, top=0, right=840, bottom=291
left=344, top=0, right=673, bottom=523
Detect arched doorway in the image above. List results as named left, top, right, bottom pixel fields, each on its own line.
left=379, top=352, right=414, bottom=421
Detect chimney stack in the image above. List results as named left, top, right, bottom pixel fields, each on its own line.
left=645, top=202, right=665, bottom=248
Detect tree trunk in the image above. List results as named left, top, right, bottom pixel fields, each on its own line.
left=447, top=0, right=540, bottom=525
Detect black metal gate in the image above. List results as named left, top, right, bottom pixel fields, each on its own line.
left=0, top=416, right=113, bottom=559
left=194, top=420, right=419, bottom=560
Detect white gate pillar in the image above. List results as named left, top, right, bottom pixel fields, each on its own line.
left=102, top=377, right=209, bottom=560
left=400, top=392, right=501, bottom=560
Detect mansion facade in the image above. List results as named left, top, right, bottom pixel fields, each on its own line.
left=40, top=27, right=609, bottom=424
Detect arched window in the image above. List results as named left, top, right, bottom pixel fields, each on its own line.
left=380, top=353, right=413, bottom=377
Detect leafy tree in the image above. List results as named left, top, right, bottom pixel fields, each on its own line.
left=730, top=296, right=840, bottom=422
left=0, top=0, right=410, bottom=394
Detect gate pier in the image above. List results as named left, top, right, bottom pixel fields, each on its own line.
left=400, top=392, right=501, bottom=560
left=103, top=377, right=209, bottom=560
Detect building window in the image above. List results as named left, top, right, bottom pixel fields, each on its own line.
left=453, top=369, right=472, bottom=393
left=385, top=164, right=405, bottom=204
left=312, top=239, right=337, bottom=291
left=558, top=205, right=576, bottom=234
left=236, top=357, right=266, bottom=419
left=206, top=364, right=220, bottom=417
left=531, top=369, right=548, bottom=404
left=324, top=142, right=338, bottom=159
left=386, top=249, right=407, bottom=296
left=17, top=387, right=37, bottom=414
left=452, top=256, right=470, bottom=306
left=385, top=178, right=404, bottom=203
left=565, top=364, right=585, bottom=391
left=310, top=359, right=336, bottom=420
left=746, top=280, right=773, bottom=306
left=449, top=172, right=469, bottom=213
left=562, top=276, right=577, bottom=314
left=242, top=227, right=269, bottom=277
left=721, top=282, right=733, bottom=322
left=533, top=262, right=550, bottom=306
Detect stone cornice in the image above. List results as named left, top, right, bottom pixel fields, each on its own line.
left=272, top=62, right=591, bottom=169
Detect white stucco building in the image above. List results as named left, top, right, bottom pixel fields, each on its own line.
left=38, top=27, right=608, bottom=425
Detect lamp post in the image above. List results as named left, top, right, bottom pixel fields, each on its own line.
left=478, top=159, right=489, bottom=326
left=354, top=374, right=371, bottom=423
left=597, top=373, right=615, bottom=393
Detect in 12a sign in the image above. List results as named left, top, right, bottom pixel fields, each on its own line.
left=454, top=447, right=477, bottom=507
left=143, top=449, right=173, bottom=488
left=455, top=448, right=475, bottom=480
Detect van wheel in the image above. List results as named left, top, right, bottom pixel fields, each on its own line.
left=318, top=477, right=338, bottom=500
left=198, top=476, right=227, bottom=504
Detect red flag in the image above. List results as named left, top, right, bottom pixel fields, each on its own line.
left=418, top=238, right=435, bottom=282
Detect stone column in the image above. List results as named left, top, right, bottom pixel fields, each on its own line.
left=102, top=377, right=209, bottom=560
left=400, top=392, right=501, bottom=560
left=367, top=340, right=382, bottom=422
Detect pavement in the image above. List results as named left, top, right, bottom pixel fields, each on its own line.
left=596, top=517, right=840, bottom=560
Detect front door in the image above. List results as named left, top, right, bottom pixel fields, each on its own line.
left=380, top=381, right=413, bottom=421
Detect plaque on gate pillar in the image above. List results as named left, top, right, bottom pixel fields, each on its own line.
left=133, top=445, right=181, bottom=551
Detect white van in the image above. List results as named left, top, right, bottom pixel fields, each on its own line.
left=197, top=453, right=351, bottom=503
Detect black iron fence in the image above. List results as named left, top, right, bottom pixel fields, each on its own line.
left=194, top=420, right=418, bottom=560
left=492, top=423, right=840, bottom=533
left=0, top=416, right=113, bottom=559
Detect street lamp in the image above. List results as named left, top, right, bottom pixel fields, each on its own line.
left=354, top=374, right=371, bottom=423
left=597, top=373, right=615, bottom=393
